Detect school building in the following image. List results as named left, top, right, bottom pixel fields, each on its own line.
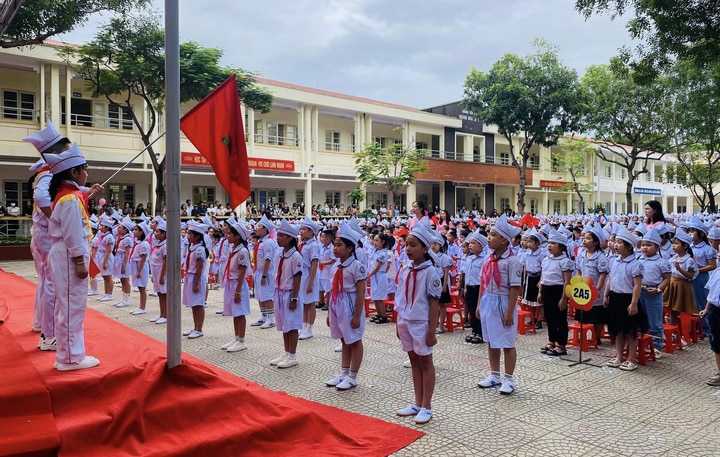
left=0, top=41, right=694, bottom=217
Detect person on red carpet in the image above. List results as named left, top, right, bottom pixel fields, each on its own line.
left=182, top=221, right=209, bottom=339
left=220, top=221, right=252, bottom=352
left=46, top=144, right=100, bottom=371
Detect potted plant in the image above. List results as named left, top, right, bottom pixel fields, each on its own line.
left=0, top=236, right=33, bottom=261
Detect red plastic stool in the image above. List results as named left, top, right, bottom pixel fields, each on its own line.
left=662, top=323, right=683, bottom=353
left=623, top=334, right=656, bottom=366
left=444, top=307, right=465, bottom=333
left=364, top=297, right=375, bottom=317
left=678, top=312, right=704, bottom=344
left=517, top=309, right=536, bottom=335
left=568, top=322, right=598, bottom=352
left=691, top=315, right=705, bottom=341
left=383, top=300, right=396, bottom=322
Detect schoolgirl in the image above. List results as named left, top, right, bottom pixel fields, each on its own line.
left=664, top=229, right=698, bottom=327
left=447, top=228, right=462, bottom=290
left=368, top=233, right=392, bottom=323
left=603, top=228, right=645, bottom=371
left=113, top=216, right=135, bottom=308
left=519, top=228, right=545, bottom=329
left=298, top=216, right=323, bottom=340
left=657, top=223, right=674, bottom=259
left=318, top=228, right=337, bottom=311
left=430, top=236, right=453, bottom=334
left=394, top=222, right=440, bottom=425
left=574, top=225, right=610, bottom=342
left=638, top=228, right=671, bottom=352
left=252, top=215, right=278, bottom=329
left=95, top=214, right=115, bottom=301
left=88, top=217, right=100, bottom=296
left=463, top=229, right=488, bottom=344
left=220, top=220, right=252, bottom=353
left=182, top=221, right=209, bottom=339
left=538, top=229, right=574, bottom=356
left=208, top=230, right=223, bottom=290
left=269, top=219, right=303, bottom=368
left=476, top=214, right=523, bottom=395
left=688, top=216, right=717, bottom=336
left=128, top=222, right=151, bottom=315
left=149, top=219, right=168, bottom=324
left=325, top=223, right=367, bottom=390
left=45, top=145, right=99, bottom=370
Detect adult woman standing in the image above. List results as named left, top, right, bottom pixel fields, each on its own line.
left=644, top=201, right=667, bottom=229
left=408, top=201, right=428, bottom=229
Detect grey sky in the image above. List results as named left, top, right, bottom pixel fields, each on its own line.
left=60, top=0, right=634, bottom=108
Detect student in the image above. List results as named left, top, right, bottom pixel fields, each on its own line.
left=128, top=222, right=151, bottom=315
left=519, top=228, right=545, bottom=329
left=688, top=216, right=717, bottom=337
left=476, top=215, right=522, bottom=395
left=149, top=220, right=168, bottom=324
left=463, top=229, right=488, bottom=344
left=368, top=233, right=391, bottom=324
left=604, top=228, right=645, bottom=371
left=95, top=215, right=116, bottom=301
left=575, top=225, right=610, bottom=343
left=45, top=144, right=100, bottom=370
left=394, top=222, right=440, bottom=425
left=87, top=217, right=100, bottom=297
left=325, top=223, right=367, bottom=390
left=252, top=215, right=278, bottom=329
left=113, top=216, right=135, bottom=308
left=664, top=229, right=697, bottom=328
left=638, top=229, right=671, bottom=354
left=430, top=236, right=453, bottom=334
left=221, top=220, right=252, bottom=352
left=213, top=219, right=233, bottom=314
left=318, top=228, right=337, bottom=311
left=298, top=216, right=323, bottom=339
left=269, top=219, right=303, bottom=368
left=538, top=229, right=574, bottom=356
left=182, top=221, right=209, bottom=339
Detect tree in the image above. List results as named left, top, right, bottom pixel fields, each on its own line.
left=580, top=63, right=672, bottom=212
left=60, top=13, right=272, bottom=214
left=552, top=138, right=596, bottom=213
left=575, top=0, right=720, bottom=80
left=666, top=61, right=720, bottom=212
left=354, top=129, right=428, bottom=209
left=1, top=0, right=149, bottom=48
left=462, top=39, right=583, bottom=214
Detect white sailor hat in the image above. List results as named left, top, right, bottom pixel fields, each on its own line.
left=100, top=214, right=115, bottom=228
left=547, top=229, right=568, bottom=246
left=347, top=217, right=364, bottom=236
left=492, top=214, right=521, bottom=242
left=43, top=143, right=86, bottom=175
left=257, top=214, right=274, bottom=231
left=121, top=216, right=135, bottom=232
left=277, top=218, right=300, bottom=237
left=688, top=215, right=708, bottom=234
left=674, top=228, right=693, bottom=245
left=301, top=215, right=323, bottom=232
left=590, top=224, right=607, bottom=244
left=468, top=229, right=488, bottom=248
left=642, top=228, right=662, bottom=246
left=23, top=120, right=63, bottom=153
left=231, top=219, right=251, bottom=240
left=409, top=220, right=436, bottom=248
left=112, top=210, right=124, bottom=224
left=187, top=220, right=209, bottom=235
left=633, top=222, right=648, bottom=236
left=152, top=216, right=164, bottom=226
left=29, top=158, right=47, bottom=172
left=708, top=227, right=720, bottom=241
left=138, top=221, right=152, bottom=239
left=616, top=228, right=639, bottom=247
left=338, top=222, right=361, bottom=245
left=156, top=218, right=167, bottom=232
left=89, top=213, right=99, bottom=224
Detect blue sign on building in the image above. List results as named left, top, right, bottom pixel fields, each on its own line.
left=633, top=187, right=662, bottom=196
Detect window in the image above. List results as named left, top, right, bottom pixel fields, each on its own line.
left=529, top=155, right=538, bottom=169
left=473, top=146, right=481, bottom=163
left=107, top=184, right=135, bottom=208
left=500, top=152, right=510, bottom=166
left=605, top=165, right=612, bottom=178
left=551, top=154, right=562, bottom=172
left=500, top=197, right=510, bottom=212
left=351, top=134, right=356, bottom=153
left=374, top=137, right=389, bottom=148
left=295, top=190, right=304, bottom=204
left=108, top=103, right=133, bottom=130
left=621, top=169, right=627, bottom=179
left=2, top=90, right=34, bottom=120
left=366, top=192, right=387, bottom=209
left=267, top=123, right=298, bottom=146
left=553, top=200, right=561, bottom=214
left=192, top=186, right=215, bottom=206
left=257, top=189, right=285, bottom=206
left=530, top=199, right=537, bottom=215
left=3, top=180, right=32, bottom=207
left=325, top=130, right=340, bottom=151
left=325, top=191, right=341, bottom=206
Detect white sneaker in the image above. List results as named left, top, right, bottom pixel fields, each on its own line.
left=396, top=404, right=420, bottom=417
left=182, top=328, right=194, bottom=336
left=39, top=337, right=57, bottom=351
left=336, top=377, right=357, bottom=390
left=215, top=309, right=224, bottom=315
left=149, top=316, right=160, bottom=322
left=149, top=291, right=158, bottom=297
left=221, top=339, right=237, bottom=350
left=277, top=357, right=298, bottom=368
left=31, top=326, right=42, bottom=333
left=187, top=330, right=204, bottom=339
left=299, top=329, right=313, bottom=340
left=114, top=301, right=129, bottom=308
left=654, top=348, right=663, bottom=359
left=154, top=317, right=167, bottom=324
left=250, top=317, right=265, bottom=327
left=414, top=408, right=433, bottom=424
left=270, top=354, right=287, bottom=366
left=37, top=335, right=44, bottom=348
left=260, top=320, right=275, bottom=329
left=403, top=360, right=412, bottom=368
left=87, top=290, right=99, bottom=296
left=334, top=344, right=343, bottom=352
left=325, top=374, right=345, bottom=387
left=498, top=378, right=515, bottom=395
left=227, top=341, right=247, bottom=352
left=477, top=374, right=502, bottom=388
left=54, top=355, right=100, bottom=371
left=98, top=294, right=113, bottom=302
left=133, top=287, right=139, bottom=292
left=129, top=308, right=146, bottom=315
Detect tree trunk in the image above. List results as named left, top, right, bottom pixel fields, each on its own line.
left=575, top=188, right=584, bottom=213
left=154, top=164, right=165, bottom=216
left=707, top=189, right=716, bottom=213
left=517, top=166, right=526, bottom=215
left=625, top=176, right=634, bottom=213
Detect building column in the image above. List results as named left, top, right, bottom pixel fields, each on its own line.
left=65, top=68, right=73, bottom=139
left=312, top=106, right=319, bottom=173
left=406, top=183, right=417, bottom=212
left=364, top=114, right=373, bottom=144
left=50, top=64, right=60, bottom=127
left=611, top=192, right=617, bottom=215
left=39, top=63, right=46, bottom=126
left=248, top=106, right=256, bottom=155
left=544, top=190, right=549, bottom=216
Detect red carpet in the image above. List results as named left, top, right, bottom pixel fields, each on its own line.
left=0, top=268, right=423, bottom=457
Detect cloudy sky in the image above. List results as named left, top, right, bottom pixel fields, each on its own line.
left=60, top=0, right=635, bottom=108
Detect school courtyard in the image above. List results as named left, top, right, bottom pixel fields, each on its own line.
left=3, top=259, right=718, bottom=456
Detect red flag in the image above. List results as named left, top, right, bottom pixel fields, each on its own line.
left=180, top=74, right=250, bottom=208
left=89, top=257, right=100, bottom=278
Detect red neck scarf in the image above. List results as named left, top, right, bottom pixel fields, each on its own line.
left=481, top=250, right=512, bottom=293
left=277, top=253, right=286, bottom=287
left=224, top=248, right=238, bottom=281
left=253, top=240, right=261, bottom=271
left=331, top=264, right=345, bottom=303
left=404, top=267, right=419, bottom=309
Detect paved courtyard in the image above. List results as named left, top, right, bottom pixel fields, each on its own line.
left=3, top=259, right=719, bottom=456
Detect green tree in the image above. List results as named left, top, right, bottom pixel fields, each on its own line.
left=575, top=0, right=720, bottom=80
left=580, top=63, right=672, bottom=212
left=60, top=13, right=272, bottom=214
left=1, top=0, right=149, bottom=48
left=354, top=129, right=428, bottom=209
left=462, top=39, right=583, bottom=214
left=552, top=138, right=596, bottom=212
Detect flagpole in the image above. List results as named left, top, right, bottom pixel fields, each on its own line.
left=165, top=0, right=182, bottom=369
left=99, top=133, right=166, bottom=188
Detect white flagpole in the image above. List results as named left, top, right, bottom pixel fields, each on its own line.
left=99, top=133, right=166, bottom=188
left=165, top=0, right=182, bottom=369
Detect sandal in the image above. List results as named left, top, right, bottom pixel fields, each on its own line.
left=374, top=316, right=390, bottom=324
left=540, top=344, right=554, bottom=354
left=548, top=347, right=567, bottom=356
left=619, top=360, right=638, bottom=371
left=605, top=357, right=622, bottom=368
left=706, top=373, right=720, bottom=386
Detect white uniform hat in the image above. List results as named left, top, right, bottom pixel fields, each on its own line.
left=231, top=220, right=251, bottom=240
left=338, top=222, right=361, bottom=245
left=23, top=120, right=63, bottom=153
left=493, top=214, right=521, bottom=243
left=277, top=218, right=300, bottom=237
left=43, top=143, right=86, bottom=175
left=301, top=215, right=323, bottom=232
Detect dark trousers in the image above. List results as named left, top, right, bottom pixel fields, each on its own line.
left=543, top=284, right=568, bottom=346
left=466, top=285, right=482, bottom=337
